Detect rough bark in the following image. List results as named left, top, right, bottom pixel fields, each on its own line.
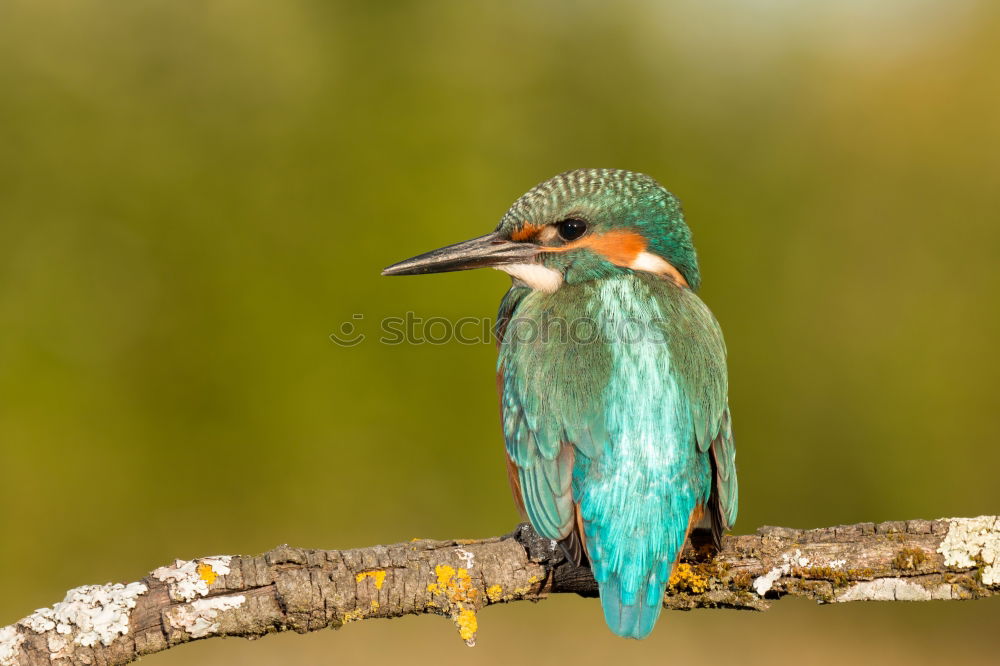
left=1, top=516, right=997, bottom=665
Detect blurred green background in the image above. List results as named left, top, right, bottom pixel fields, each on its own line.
left=1, top=0, right=998, bottom=663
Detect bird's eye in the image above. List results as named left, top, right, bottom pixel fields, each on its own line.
left=557, top=218, right=588, bottom=241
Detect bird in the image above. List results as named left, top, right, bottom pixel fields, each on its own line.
left=382, top=168, right=736, bottom=639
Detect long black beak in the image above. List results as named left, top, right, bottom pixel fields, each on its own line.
left=381, top=232, right=540, bottom=276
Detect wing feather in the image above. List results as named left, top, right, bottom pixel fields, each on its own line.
left=708, top=408, right=738, bottom=547
left=496, top=286, right=586, bottom=545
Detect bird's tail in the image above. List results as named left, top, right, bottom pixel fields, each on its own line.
left=597, top=569, right=667, bottom=639
left=583, top=493, right=697, bottom=638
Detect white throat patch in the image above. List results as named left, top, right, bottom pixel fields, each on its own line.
left=629, top=251, right=689, bottom=287
left=629, top=251, right=672, bottom=274
left=496, top=263, right=563, bottom=293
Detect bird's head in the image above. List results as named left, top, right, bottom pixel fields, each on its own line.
left=382, top=168, right=700, bottom=292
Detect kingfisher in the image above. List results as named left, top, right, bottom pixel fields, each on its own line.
left=382, top=169, right=737, bottom=639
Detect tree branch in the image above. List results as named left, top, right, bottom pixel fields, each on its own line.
left=2, top=516, right=997, bottom=665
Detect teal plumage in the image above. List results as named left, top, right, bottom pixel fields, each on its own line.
left=383, top=168, right=737, bottom=639
left=498, top=272, right=731, bottom=638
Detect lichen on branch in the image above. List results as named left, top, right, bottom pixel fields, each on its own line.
left=1, top=517, right=997, bottom=666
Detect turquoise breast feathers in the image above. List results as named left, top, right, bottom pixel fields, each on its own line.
left=498, top=272, right=734, bottom=638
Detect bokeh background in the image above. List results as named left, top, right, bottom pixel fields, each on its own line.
left=2, top=0, right=998, bottom=663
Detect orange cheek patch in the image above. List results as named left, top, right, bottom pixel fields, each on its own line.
left=511, top=223, right=544, bottom=241
left=542, top=229, right=647, bottom=265
left=542, top=229, right=690, bottom=287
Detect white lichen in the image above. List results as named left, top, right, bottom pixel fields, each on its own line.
left=752, top=567, right=784, bottom=596
left=0, top=626, right=25, bottom=666
left=836, top=578, right=953, bottom=602
left=752, top=550, right=849, bottom=596
left=752, top=549, right=804, bottom=596
left=455, top=548, right=475, bottom=570
left=165, top=595, right=246, bottom=639
left=19, top=582, right=148, bottom=648
left=152, top=556, right=232, bottom=601
left=46, top=633, right=71, bottom=660
left=937, top=516, right=1000, bottom=586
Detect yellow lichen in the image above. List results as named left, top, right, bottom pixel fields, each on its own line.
left=341, top=608, right=367, bottom=624
left=436, top=564, right=456, bottom=587
left=455, top=609, right=478, bottom=646
left=732, top=571, right=753, bottom=589
left=427, top=563, right=481, bottom=646
left=356, top=570, right=387, bottom=590
left=427, top=565, right=478, bottom=603
left=508, top=573, right=542, bottom=597
left=794, top=566, right=849, bottom=587
left=486, top=585, right=503, bottom=603
left=892, top=548, right=928, bottom=571
left=791, top=565, right=878, bottom=588
left=669, top=563, right=708, bottom=594
left=196, top=563, right=218, bottom=585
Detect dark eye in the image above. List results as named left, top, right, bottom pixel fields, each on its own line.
left=557, top=218, right=587, bottom=241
